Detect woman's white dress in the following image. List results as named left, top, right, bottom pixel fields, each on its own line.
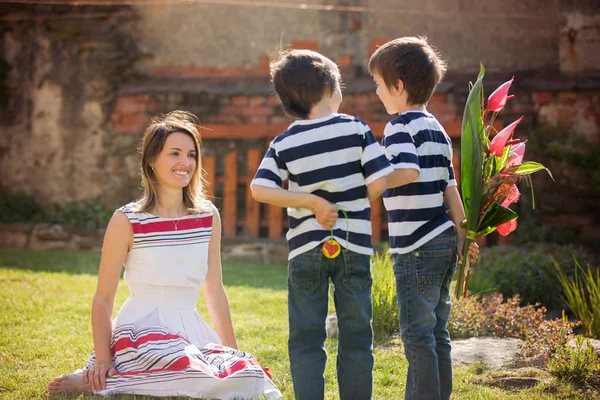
left=83, top=203, right=281, bottom=399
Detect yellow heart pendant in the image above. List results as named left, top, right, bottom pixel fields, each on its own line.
left=322, top=239, right=341, bottom=259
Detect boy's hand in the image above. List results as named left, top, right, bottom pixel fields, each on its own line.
left=458, top=240, right=480, bottom=267
left=311, top=197, right=338, bottom=230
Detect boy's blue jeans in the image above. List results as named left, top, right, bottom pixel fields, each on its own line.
left=287, top=246, right=374, bottom=400
left=393, top=228, right=458, bottom=400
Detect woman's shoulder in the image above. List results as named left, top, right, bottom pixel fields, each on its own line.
left=117, top=202, right=144, bottom=217
left=194, top=198, right=216, bottom=216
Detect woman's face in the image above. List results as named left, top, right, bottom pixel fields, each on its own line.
left=151, top=132, right=197, bottom=190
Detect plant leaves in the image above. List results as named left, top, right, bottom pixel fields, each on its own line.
left=457, top=64, right=486, bottom=299
left=504, top=161, right=554, bottom=179
left=476, top=202, right=518, bottom=235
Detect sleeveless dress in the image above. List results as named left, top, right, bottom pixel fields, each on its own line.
left=83, top=202, right=282, bottom=399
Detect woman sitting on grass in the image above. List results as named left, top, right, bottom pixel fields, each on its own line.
left=47, top=111, right=281, bottom=399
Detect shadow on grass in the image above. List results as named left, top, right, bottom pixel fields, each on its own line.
left=0, top=248, right=288, bottom=291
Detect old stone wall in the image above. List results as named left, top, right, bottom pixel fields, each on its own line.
left=134, top=0, right=562, bottom=74
left=0, top=4, right=143, bottom=205
left=0, top=1, right=599, bottom=246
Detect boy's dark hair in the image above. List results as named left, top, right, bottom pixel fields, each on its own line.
left=368, top=36, right=447, bottom=106
left=270, top=49, right=341, bottom=119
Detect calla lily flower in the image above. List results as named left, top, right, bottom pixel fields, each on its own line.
left=497, top=219, right=518, bottom=236
left=489, top=116, right=523, bottom=157
left=506, top=142, right=526, bottom=168
left=487, top=77, right=515, bottom=112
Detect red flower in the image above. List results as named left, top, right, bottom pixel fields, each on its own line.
left=487, top=77, right=515, bottom=112
left=497, top=219, right=517, bottom=236
left=506, top=142, right=526, bottom=168
left=501, top=184, right=521, bottom=207
left=489, top=116, right=523, bottom=157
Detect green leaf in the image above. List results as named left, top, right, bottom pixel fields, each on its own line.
left=494, top=144, right=511, bottom=175
left=476, top=225, right=497, bottom=237
left=460, top=64, right=486, bottom=223
left=457, top=64, right=486, bottom=299
left=504, top=162, right=554, bottom=179
left=482, top=156, right=495, bottom=184
left=476, top=202, right=518, bottom=234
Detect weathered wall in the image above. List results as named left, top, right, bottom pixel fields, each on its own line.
left=0, top=5, right=143, bottom=205
left=559, top=1, right=600, bottom=75
left=0, top=1, right=599, bottom=245
left=134, top=0, right=562, bottom=75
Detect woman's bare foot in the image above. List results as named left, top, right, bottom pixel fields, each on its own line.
left=46, top=371, right=91, bottom=394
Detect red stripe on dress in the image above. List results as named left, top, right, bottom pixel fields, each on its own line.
left=211, top=358, right=258, bottom=379
left=131, top=215, right=213, bottom=234
left=113, top=333, right=191, bottom=352
left=114, top=358, right=192, bottom=377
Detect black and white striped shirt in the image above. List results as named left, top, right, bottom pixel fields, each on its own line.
left=251, top=113, right=393, bottom=259
left=382, top=111, right=457, bottom=254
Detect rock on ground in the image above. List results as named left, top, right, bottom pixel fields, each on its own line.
left=451, top=337, right=524, bottom=369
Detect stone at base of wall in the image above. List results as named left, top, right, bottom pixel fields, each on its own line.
left=0, top=223, right=106, bottom=252
left=0, top=223, right=291, bottom=265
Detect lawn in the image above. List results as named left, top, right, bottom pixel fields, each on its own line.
left=0, top=247, right=594, bottom=399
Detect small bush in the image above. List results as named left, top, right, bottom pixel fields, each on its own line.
left=371, top=251, right=398, bottom=341
left=0, top=193, right=111, bottom=229
left=520, top=312, right=580, bottom=361
left=43, top=199, right=112, bottom=229
left=0, top=192, right=44, bottom=223
left=548, top=335, right=600, bottom=385
left=448, top=293, right=544, bottom=339
left=450, top=292, right=581, bottom=363
left=467, top=244, right=594, bottom=310
left=556, top=258, right=600, bottom=339
left=447, top=293, right=486, bottom=338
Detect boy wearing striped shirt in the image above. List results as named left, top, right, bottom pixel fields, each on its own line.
left=369, top=37, right=479, bottom=400
left=251, top=49, right=392, bottom=400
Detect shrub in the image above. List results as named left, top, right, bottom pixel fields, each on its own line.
left=467, top=244, right=594, bottom=310
left=548, top=335, right=600, bottom=385
left=371, top=251, right=398, bottom=341
left=447, top=293, right=486, bottom=338
left=0, top=192, right=44, bottom=223
left=450, top=292, right=580, bottom=363
left=520, top=312, right=580, bottom=361
left=556, top=258, right=600, bottom=339
left=0, top=193, right=111, bottom=229
left=448, top=293, right=544, bottom=339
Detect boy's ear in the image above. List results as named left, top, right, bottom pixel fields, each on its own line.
left=395, top=79, right=405, bottom=95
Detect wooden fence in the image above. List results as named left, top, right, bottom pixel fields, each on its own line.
left=200, top=123, right=461, bottom=242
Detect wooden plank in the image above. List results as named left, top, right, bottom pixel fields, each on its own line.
left=203, top=156, right=216, bottom=199
left=215, top=176, right=248, bottom=184
left=245, top=149, right=261, bottom=237
left=267, top=204, right=283, bottom=240
left=371, top=197, right=382, bottom=243
left=223, top=151, right=238, bottom=237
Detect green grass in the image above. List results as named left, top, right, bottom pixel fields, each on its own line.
left=0, top=248, right=596, bottom=399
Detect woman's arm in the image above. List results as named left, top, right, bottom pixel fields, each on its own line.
left=89, top=211, right=132, bottom=391
left=202, top=205, right=238, bottom=349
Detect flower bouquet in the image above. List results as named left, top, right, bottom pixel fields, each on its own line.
left=455, top=65, right=553, bottom=299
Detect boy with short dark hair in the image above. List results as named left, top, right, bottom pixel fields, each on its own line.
left=369, top=37, right=479, bottom=400
left=251, top=49, right=393, bottom=400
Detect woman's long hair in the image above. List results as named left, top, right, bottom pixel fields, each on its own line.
left=134, top=110, right=210, bottom=215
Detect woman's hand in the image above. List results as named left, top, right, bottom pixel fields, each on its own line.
left=85, top=362, right=116, bottom=392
